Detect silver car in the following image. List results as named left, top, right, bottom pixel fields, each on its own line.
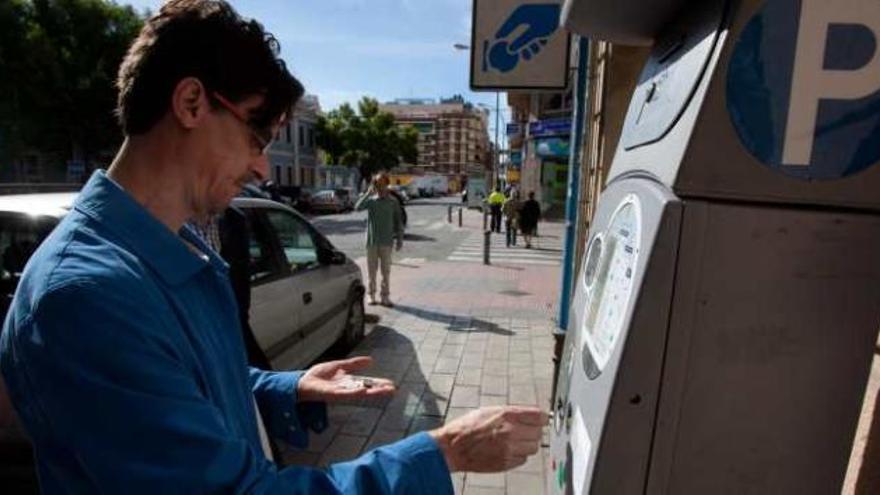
left=0, top=193, right=366, bottom=370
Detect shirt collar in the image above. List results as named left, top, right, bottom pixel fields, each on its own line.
left=73, top=170, right=219, bottom=285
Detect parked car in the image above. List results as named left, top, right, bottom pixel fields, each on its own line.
left=0, top=192, right=366, bottom=487
left=310, top=189, right=348, bottom=214
left=333, top=188, right=355, bottom=211
left=275, top=185, right=313, bottom=213
left=388, top=185, right=409, bottom=203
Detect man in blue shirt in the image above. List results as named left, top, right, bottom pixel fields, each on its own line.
left=0, top=1, right=546, bottom=493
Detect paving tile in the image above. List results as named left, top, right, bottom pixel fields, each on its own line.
left=509, top=384, right=538, bottom=406
left=506, top=472, right=546, bottom=495
left=416, top=390, right=450, bottom=417
left=341, top=407, right=383, bottom=436
left=450, top=386, right=480, bottom=408
left=463, top=487, right=504, bottom=495
left=327, top=405, right=358, bottom=426
left=428, top=373, right=456, bottom=396
left=434, top=356, right=462, bottom=374
left=483, top=359, right=509, bottom=377
left=456, top=366, right=483, bottom=386
left=305, top=425, right=340, bottom=453
left=467, top=472, right=506, bottom=489
left=440, top=344, right=466, bottom=358
left=452, top=473, right=466, bottom=495
left=480, top=394, right=508, bottom=407
left=481, top=374, right=508, bottom=396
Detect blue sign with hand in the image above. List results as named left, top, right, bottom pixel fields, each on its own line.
left=727, top=0, right=880, bottom=180
left=483, top=3, right=562, bottom=74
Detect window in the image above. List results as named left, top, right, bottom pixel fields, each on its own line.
left=299, top=125, right=306, bottom=147
left=244, top=210, right=284, bottom=283
left=274, top=166, right=281, bottom=182
left=286, top=124, right=292, bottom=144
left=265, top=210, right=318, bottom=271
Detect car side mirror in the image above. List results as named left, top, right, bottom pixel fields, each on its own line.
left=318, top=247, right=346, bottom=265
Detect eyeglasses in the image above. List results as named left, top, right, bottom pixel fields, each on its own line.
left=211, top=92, right=274, bottom=155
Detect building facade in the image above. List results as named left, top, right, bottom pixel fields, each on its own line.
left=267, top=94, right=322, bottom=188
left=380, top=96, right=491, bottom=178
left=506, top=89, right=574, bottom=216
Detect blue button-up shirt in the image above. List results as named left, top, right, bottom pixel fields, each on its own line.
left=0, top=172, right=453, bottom=494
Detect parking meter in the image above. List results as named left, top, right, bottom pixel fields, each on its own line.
left=550, top=0, right=880, bottom=493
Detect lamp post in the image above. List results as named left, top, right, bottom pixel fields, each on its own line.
left=455, top=43, right=501, bottom=262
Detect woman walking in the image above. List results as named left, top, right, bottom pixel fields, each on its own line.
left=519, top=191, right=541, bottom=249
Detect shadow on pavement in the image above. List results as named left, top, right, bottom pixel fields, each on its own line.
left=393, top=304, right=513, bottom=336
left=402, top=233, right=435, bottom=242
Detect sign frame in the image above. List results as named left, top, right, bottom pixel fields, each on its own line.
left=470, top=0, right=572, bottom=91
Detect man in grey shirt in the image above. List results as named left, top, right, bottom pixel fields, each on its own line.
left=355, top=172, right=403, bottom=306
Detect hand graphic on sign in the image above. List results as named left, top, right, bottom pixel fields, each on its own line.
left=485, top=3, right=561, bottom=73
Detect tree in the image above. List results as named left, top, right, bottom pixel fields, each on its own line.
left=0, top=0, right=145, bottom=179
left=315, top=97, right=419, bottom=185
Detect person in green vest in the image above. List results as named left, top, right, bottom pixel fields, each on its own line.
left=355, top=172, right=404, bottom=306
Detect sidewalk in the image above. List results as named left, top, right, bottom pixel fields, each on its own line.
left=282, top=208, right=563, bottom=495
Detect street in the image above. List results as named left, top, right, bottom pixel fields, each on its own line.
left=308, top=195, right=563, bottom=269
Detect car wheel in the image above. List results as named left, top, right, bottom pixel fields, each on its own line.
left=340, top=294, right=365, bottom=349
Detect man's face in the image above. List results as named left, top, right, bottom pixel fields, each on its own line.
left=190, top=94, right=275, bottom=216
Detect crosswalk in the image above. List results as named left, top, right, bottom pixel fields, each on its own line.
left=446, top=230, right=562, bottom=266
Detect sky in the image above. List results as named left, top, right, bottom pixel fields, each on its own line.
left=122, top=0, right=511, bottom=137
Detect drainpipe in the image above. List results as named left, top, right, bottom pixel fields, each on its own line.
left=558, top=36, right=591, bottom=330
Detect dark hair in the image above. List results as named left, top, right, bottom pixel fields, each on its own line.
left=528, top=191, right=535, bottom=199
left=116, top=0, right=303, bottom=135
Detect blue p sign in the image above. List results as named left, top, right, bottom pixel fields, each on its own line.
left=727, top=0, right=880, bottom=180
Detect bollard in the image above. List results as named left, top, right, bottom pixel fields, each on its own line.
left=448, top=205, right=452, bottom=223
left=483, top=230, right=491, bottom=265
left=458, top=208, right=463, bottom=227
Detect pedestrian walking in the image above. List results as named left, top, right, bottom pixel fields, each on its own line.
left=520, top=191, right=542, bottom=249
left=502, top=191, right=522, bottom=247
left=355, top=172, right=404, bottom=307
left=0, top=1, right=546, bottom=493
left=487, top=186, right=506, bottom=233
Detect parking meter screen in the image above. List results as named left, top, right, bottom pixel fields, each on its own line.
left=581, top=197, right=641, bottom=372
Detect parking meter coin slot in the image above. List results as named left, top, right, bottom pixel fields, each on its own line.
left=622, top=0, right=727, bottom=149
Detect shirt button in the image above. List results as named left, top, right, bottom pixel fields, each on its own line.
left=283, top=412, right=291, bottom=419
left=289, top=426, right=297, bottom=432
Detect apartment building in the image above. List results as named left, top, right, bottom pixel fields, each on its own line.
left=380, top=96, right=491, bottom=177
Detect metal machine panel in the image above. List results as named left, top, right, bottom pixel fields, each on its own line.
left=606, top=0, right=880, bottom=211
left=560, top=0, right=690, bottom=46
left=646, top=201, right=880, bottom=494
left=549, top=176, right=682, bottom=494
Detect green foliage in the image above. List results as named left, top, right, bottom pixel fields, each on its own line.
left=0, top=0, right=145, bottom=170
left=315, top=97, right=419, bottom=182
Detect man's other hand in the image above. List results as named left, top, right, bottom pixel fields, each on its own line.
left=429, top=406, right=547, bottom=473
left=395, top=239, right=403, bottom=251
left=297, top=356, right=395, bottom=402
